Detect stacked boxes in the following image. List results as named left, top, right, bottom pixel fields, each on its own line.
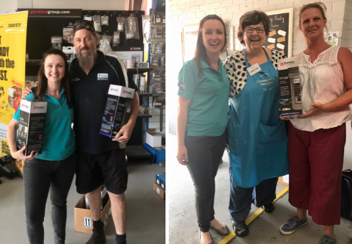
left=17, top=99, right=47, bottom=155
left=100, top=85, right=135, bottom=138
left=154, top=173, right=165, bottom=199
left=156, top=173, right=165, bottom=190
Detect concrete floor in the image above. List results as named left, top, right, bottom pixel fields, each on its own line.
left=0, top=159, right=165, bottom=244
left=167, top=133, right=352, bottom=244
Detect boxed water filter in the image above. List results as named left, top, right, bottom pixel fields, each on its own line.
left=17, top=99, right=47, bottom=155
left=100, top=85, right=135, bottom=138
left=278, top=57, right=303, bottom=117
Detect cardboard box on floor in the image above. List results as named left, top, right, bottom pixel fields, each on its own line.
left=74, top=194, right=111, bottom=234
left=146, top=129, right=162, bottom=147
left=153, top=182, right=165, bottom=200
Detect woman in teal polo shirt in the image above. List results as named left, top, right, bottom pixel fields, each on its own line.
left=6, top=49, right=75, bottom=244
left=176, top=15, right=230, bottom=244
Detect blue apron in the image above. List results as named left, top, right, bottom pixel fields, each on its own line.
left=228, top=49, right=289, bottom=188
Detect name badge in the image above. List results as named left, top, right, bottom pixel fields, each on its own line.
left=248, top=63, right=261, bottom=76
left=97, top=73, right=109, bottom=80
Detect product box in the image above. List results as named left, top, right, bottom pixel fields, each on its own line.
left=153, top=182, right=165, bottom=200
left=146, top=129, right=162, bottom=147
left=100, top=85, right=135, bottom=138
left=74, top=194, right=111, bottom=234
left=278, top=57, right=303, bottom=117
left=156, top=173, right=165, bottom=190
left=17, top=99, right=47, bottom=155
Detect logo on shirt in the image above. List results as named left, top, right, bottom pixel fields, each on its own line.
left=72, top=78, right=80, bottom=82
left=179, top=82, right=185, bottom=91
left=98, top=73, right=109, bottom=80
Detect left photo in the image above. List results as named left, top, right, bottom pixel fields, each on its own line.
left=0, top=0, right=165, bottom=244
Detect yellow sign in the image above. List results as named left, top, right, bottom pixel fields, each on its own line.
left=0, top=11, right=28, bottom=160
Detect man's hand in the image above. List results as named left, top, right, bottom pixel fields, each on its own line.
left=112, top=123, right=134, bottom=143
left=11, top=145, right=38, bottom=161
left=22, top=86, right=33, bottom=98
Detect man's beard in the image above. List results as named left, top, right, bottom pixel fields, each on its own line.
left=76, top=47, right=96, bottom=70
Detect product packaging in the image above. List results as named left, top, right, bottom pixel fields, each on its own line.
left=113, top=31, right=120, bottom=46
left=100, top=85, right=135, bottom=138
left=17, top=99, right=47, bottom=156
left=62, top=28, right=73, bottom=43
left=278, top=57, right=302, bottom=117
left=125, top=15, right=140, bottom=40
left=93, top=15, right=102, bottom=32
left=101, top=15, right=109, bottom=26
left=116, top=16, right=125, bottom=32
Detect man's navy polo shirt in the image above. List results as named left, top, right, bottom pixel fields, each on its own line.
left=69, top=51, right=138, bottom=154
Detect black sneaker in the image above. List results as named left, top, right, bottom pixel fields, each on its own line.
left=262, top=203, right=275, bottom=213
left=232, top=220, right=249, bottom=237
left=280, top=215, right=308, bottom=235
left=318, top=235, right=337, bottom=244
left=86, top=226, right=106, bottom=244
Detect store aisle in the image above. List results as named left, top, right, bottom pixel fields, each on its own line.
left=0, top=159, right=165, bottom=244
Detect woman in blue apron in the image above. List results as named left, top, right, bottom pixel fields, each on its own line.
left=224, top=10, right=289, bottom=237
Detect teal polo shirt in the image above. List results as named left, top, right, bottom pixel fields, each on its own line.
left=178, top=58, right=230, bottom=136
left=13, top=90, right=75, bottom=161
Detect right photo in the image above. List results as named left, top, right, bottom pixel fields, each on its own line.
left=166, top=0, right=352, bottom=244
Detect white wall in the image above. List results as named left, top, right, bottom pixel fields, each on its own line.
left=0, top=0, right=17, bottom=13
left=167, top=0, right=352, bottom=168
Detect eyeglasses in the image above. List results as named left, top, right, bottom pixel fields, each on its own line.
left=245, top=27, right=265, bottom=34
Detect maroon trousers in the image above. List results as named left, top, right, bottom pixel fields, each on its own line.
left=288, top=122, right=346, bottom=225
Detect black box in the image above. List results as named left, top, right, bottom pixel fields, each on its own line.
left=17, top=99, right=47, bottom=155
left=100, top=85, right=135, bottom=138
left=278, top=57, right=302, bottom=117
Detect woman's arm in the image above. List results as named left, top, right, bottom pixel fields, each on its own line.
left=299, top=47, right=352, bottom=118
left=176, top=96, right=191, bottom=165
left=6, top=118, right=37, bottom=160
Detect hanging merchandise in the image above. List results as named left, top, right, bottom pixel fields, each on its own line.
left=153, top=71, right=163, bottom=82
left=151, top=27, right=162, bottom=39
left=116, top=16, right=125, bottom=32
left=101, top=15, right=109, bottom=26
left=83, top=15, right=93, bottom=22
left=162, top=12, right=166, bottom=24
left=151, top=83, right=164, bottom=96
left=153, top=42, right=164, bottom=54
left=162, top=27, right=165, bottom=38
left=63, top=28, right=73, bottom=43
left=139, top=75, right=146, bottom=93
left=51, top=36, right=62, bottom=50
left=160, top=56, right=165, bottom=67
left=125, top=15, right=140, bottom=40
left=93, top=15, right=102, bottom=32
left=154, top=12, right=162, bottom=24
left=99, top=35, right=112, bottom=53
left=151, top=56, right=160, bottom=67
left=113, top=31, right=120, bottom=47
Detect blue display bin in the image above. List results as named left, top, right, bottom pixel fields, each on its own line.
left=143, top=143, right=165, bottom=164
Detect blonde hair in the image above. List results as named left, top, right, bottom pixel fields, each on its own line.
left=299, top=2, right=327, bottom=27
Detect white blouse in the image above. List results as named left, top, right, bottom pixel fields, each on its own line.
left=290, top=45, right=351, bottom=132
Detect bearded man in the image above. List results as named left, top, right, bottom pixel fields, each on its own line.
left=70, top=20, right=139, bottom=244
